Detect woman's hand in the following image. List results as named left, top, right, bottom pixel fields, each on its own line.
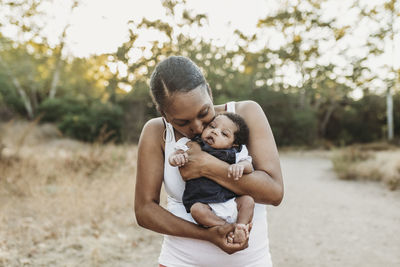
left=207, top=223, right=251, bottom=254
left=179, top=141, right=212, bottom=181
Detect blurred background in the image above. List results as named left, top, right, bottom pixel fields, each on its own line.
left=0, top=0, right=399, bottom=266
left=0, top=0, right=399, bottom=145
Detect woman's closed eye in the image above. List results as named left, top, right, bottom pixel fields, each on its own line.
left=176, top=120, right=189, bottom=126
left=198, top=108, right=209, bottom=118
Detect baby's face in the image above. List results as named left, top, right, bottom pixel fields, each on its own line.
left=201, top=115, right=237, bottom=149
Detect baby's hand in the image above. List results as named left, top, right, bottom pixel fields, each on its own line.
left=228, top=163, right=244, bottom=180
left=169, top=152, right=188, bottom=167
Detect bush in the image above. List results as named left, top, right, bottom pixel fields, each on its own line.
left=326, top=95, right=387, bottom=145
left=38, top=97, right=90, bottom=123
left=332, top=146, right=400, bottom=190
left=39, top=97, right=123, bottom=142
left=0, top=76, right=26, bottom=116
left=332, top=147, right=373, bottom=180
left=251, top=88, right=318, bottom=146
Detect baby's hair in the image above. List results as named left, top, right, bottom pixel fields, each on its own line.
left=218, top=112, right=249, bottom=146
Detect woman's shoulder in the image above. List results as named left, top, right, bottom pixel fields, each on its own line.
left=235, top=100, right=264, bottom=117
left=139, top=117, right=165, bottom=144
left=143, top=117, right=165, bottom=129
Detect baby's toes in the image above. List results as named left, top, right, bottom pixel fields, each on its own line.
left=233, top=227, right=246, bottom=243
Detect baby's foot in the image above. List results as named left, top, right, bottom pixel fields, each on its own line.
left=233, top=223, right=249, bottom=243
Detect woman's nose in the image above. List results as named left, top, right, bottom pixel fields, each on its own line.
left=191, top=120, right=204, bottom=134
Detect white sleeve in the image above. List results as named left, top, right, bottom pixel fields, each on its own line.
left=174, top=137, right=191, bottom=152
left=235, top=145, right=252, bottom=163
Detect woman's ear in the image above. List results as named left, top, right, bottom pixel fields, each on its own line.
left=158, top=109, right=169, bottom=123
left=156, top=106, right=165, bottom=117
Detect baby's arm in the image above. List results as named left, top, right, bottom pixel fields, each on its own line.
left=228, top=160, right=253, bottom=180
left=169, top=150, right=188, bottom=167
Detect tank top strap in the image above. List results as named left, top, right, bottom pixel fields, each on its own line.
left=225, top=101, right=236, bottom=113
left=162, top=117, right=175, bottom=143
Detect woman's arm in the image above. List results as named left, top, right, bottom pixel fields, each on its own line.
left=134, top=118, right=248, bottom=254
left=180, top=101, right=284, bottom=205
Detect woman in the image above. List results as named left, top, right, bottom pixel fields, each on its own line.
left=134, top=56, right=283, bottom=266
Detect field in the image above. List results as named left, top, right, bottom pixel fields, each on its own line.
left=0, top=121, right=163, bottom=266
left=1, top=121, right=399, bottom=267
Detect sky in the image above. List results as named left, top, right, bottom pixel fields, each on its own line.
left=42, top=0, right=271, bottom=57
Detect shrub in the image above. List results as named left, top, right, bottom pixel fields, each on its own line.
left=58, top=102, right=123, bottom=143
left=251, top=88, right=318, bottom=146
left=38, top=97, right=90, bottom=123
left=39, top=97, right=123, bottom=142
left=326, top=95, right=387, bottom=145
left=332, top=147, right=373, bottom=180
left=331, top=146, right=400, bottom=190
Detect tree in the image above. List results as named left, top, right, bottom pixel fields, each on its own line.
left=0, top=0, right=79, bottom=118
left=353, top=0, right=399, bottom=140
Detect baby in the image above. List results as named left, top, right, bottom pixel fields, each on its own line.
left=169, top=112, right=255, bottom=243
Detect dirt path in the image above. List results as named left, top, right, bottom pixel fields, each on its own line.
left=267, top=151, right=400, bottom=267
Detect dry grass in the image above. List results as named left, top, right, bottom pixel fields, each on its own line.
left=332, top=143, right=400, bottom=190
left=0, top=121, right=163, bottom=266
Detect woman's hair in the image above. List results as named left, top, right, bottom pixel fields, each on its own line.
left=150, top=56, right=209, bottom=111
left=220, top=112, right=249, bottom=146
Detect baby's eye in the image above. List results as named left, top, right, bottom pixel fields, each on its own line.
left=222, top=132, right=228, bottom=137
left=209, top=124, right=215, bottom=128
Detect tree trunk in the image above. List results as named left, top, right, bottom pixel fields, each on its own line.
left=0, top=55, right=34, bottom=119
left=320, top=101, right=337, bottom=137
left=386, top=87, right=394, bottom=140
left=49, top=27, right=67, bottom=99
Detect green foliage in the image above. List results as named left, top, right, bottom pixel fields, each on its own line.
left=0, top=75, right=25, bottom=115
left=38, top=97, right=89, bottom=122
left=393, top=92, right=400, bottom=142
left=325, top=95, right=387, bottom=145
left=39, top=97, right=123, bottom=142
left=251, top=88, right=318, bottom=146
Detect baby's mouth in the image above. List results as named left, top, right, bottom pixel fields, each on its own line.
left=204, top=135, right=214, bottom=145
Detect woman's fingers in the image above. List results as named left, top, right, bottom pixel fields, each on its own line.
left=227, top=231, right=234, bottom=243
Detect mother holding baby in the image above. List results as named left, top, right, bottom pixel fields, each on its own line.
left=134, top=56, right=284, bottom=267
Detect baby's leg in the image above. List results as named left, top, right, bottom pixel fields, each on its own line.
left=235, top=195, right=254, bottom=224
left=190, top=202, right=226, bottom=227
left=233, top=195, right=255, bottom=243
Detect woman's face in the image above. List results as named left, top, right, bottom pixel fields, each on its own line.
left=163, top=85, right=215, bottom=139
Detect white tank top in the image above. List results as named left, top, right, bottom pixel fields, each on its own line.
left=159, top=102, right=273, bottom=267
